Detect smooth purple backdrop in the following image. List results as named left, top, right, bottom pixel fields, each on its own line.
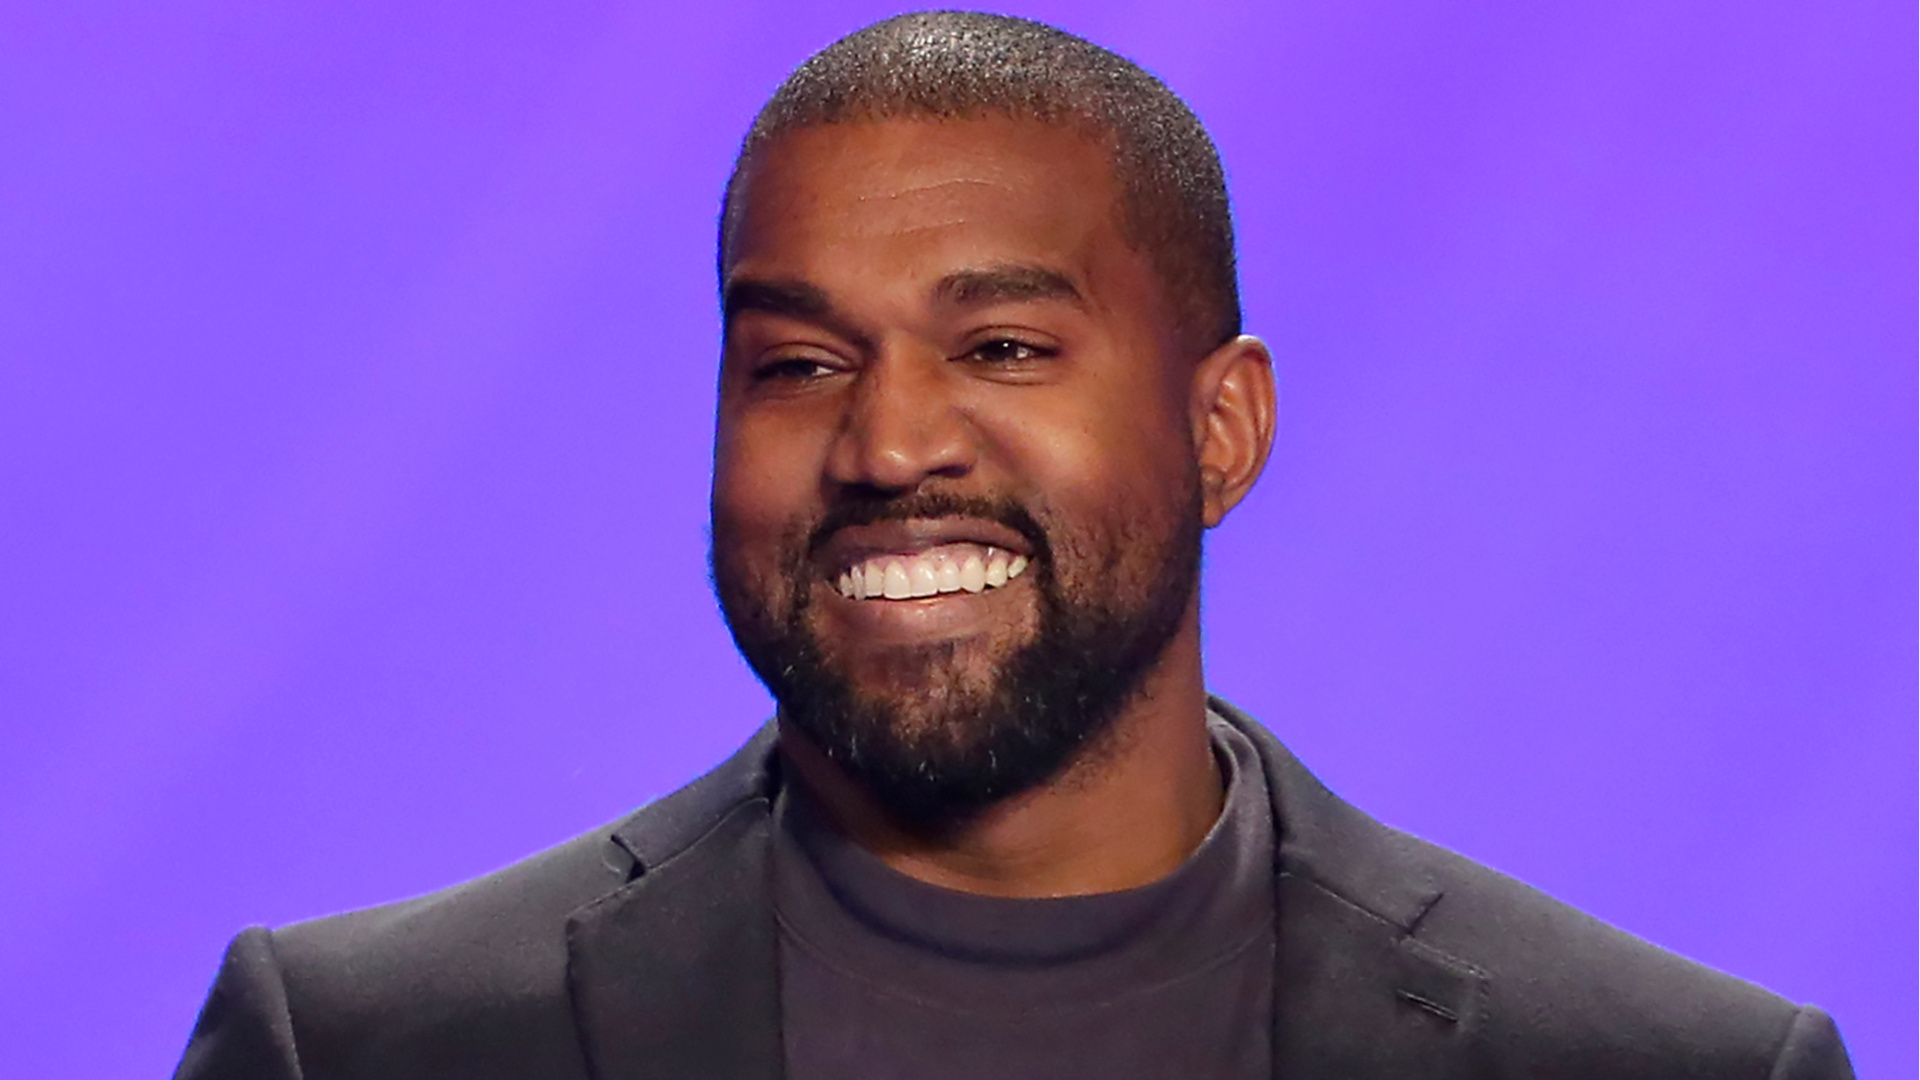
left=2, top=2, right=1911, bottom=1076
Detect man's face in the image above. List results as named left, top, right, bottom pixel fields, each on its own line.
left=711, top=118, right=1205, bottom=826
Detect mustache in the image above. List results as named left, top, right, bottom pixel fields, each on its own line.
left=804, top=490, right=1053, bottom=565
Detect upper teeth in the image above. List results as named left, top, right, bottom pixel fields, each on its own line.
left=836, top=545, right=1029, bottom=600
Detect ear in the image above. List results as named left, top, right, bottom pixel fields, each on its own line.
left=1189, top=335, right=1276, bottom=528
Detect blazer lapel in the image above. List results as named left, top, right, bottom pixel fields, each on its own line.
left=1213, top=698, right=1491, bottom=1079
left=564, top=726, right=785, bottom=1080
left=1270, top=871, right=1489, bottom=1078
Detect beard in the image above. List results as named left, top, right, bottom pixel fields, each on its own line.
left=710, top=483, right=1202, bottom=833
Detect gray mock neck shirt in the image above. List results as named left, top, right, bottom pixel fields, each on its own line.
left=773, top=714, right=1278, bottom=1080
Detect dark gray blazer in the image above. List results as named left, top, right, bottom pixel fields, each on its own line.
left=175, top=699, right=1852, bottom=1079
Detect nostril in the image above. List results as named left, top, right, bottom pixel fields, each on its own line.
left=829, top=426, right=975, bottom=491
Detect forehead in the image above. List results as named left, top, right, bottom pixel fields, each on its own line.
left=725, top=118, right=1152, bottom=314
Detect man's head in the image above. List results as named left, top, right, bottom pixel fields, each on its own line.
left=707, top=13, right=1273, bottom=831
left=719, top=12, right=1241, bottom=357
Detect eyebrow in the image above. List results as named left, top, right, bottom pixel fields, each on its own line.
left=723, top=277, right=877, bottom=353
left=933, top=264, right=1086, bottom=309
left=720, top=263, right=1085, bottom=339
left=723, top=278, right=834, bottom=325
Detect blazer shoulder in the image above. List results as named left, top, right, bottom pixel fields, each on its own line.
left=273, top=719, right=779, bottom=979
left=1402, top=830, right=1812, bottom=1074
left=1211, top=697, right=1851, bottom=1078
left=247, top=722, right=781, bottom=1078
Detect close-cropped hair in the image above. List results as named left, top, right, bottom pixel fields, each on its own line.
left=718, top=11, right=1242, bottom=355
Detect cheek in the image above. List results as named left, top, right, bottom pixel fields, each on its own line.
left=713, top=412, right=820, bottom=538
left=990, top=384, right=1193, bottom=524
left=711, top=417, right=829, bottom=623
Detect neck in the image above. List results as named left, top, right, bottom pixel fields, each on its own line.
left=779, top=618, right=1221, bottom=899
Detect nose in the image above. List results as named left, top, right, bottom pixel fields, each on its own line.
left=824, top=349, right=974, bottom=494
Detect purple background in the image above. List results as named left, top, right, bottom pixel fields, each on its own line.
left=1, top=1, right=1910, bottom=1076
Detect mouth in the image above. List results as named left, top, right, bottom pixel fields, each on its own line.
left=835, top=543, right=1029, bottom=600
left=814, top=515, right=1039, bottom=606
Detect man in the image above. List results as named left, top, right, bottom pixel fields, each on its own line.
left=176, top=13, right=1853, bottom=1079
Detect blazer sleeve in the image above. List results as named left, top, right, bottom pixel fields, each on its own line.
left=1768, top=1006, right=1855, bottom=1080
left=173, top=927, right=305, bottom=1080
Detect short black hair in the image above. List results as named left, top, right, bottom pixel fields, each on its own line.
left=718, top=11, right=1241, bottom=354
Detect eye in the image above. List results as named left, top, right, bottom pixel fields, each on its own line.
left=962, top=337, right=1057, bottom=366
left=752, top=356, right=840, bottom=382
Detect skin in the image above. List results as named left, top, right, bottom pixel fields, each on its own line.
left=713, top=116, right=1276, bottom=898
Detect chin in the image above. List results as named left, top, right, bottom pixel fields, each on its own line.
left=825, top=640, right=1009, bottom=726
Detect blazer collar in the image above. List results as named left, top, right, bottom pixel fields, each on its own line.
left=565, top=707, right=1489, bottom=1079
left=1211, top=696, right=1490, bottom=1076
left=565, top=724, right=785, bottom=1080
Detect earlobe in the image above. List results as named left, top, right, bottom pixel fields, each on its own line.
left=1190, top=335, right=1276, bottom=528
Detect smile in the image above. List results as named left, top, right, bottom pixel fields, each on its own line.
left=835, top=543, right=1030, bottom=600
